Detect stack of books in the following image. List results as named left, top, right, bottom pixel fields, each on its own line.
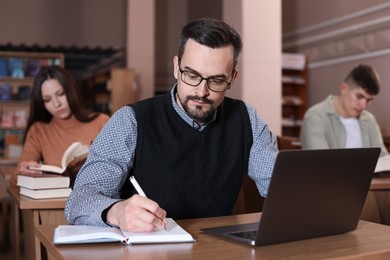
left=17, top=174, right=71, bottom=199
left=16, top=142, right=89, bottom=199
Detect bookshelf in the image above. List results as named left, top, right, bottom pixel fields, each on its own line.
left=81, top=68, right=139, bottom=115
left=281, top=53, right=307, bottom=137
left=0, top=51, right=64, bottom=161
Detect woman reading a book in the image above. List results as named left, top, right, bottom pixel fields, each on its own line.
left=12, top=65, right=109, bottom=186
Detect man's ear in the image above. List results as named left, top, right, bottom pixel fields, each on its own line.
left=233, top=69, right=239, bottom=80
left=226, top=70, right=238, bottom=90
left=173, top=56, right=179, bottom=80
left=340, top=82, right=349, bottom=94
left=230, top=69, right=239, bottom=84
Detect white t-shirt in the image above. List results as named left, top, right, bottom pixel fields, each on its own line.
left=339, top=116, right=363, bottom=148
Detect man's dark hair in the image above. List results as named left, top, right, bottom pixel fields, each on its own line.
left=178, top=18, right=242, bottom=70
left=345, top=64, right=380, bottom=95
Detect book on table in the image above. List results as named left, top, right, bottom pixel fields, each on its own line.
left=374, top=155, right=390, bottom=176
left=17, top=173, right=70, bottom=190
left=19, top=186, right=72, bottom=199
left=28, top=142, right=89, bottom=174
left=53, top=218, right=196, bottom=245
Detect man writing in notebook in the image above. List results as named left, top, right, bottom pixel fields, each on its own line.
left=300, top=64, right=388, bottom=157
left=65, top=18, right=278, bottom=232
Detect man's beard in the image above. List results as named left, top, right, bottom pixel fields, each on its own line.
left=178, top=95, right=215, bottom=123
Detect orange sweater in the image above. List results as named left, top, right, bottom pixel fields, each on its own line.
left=19, top=114, right=109, bottom=167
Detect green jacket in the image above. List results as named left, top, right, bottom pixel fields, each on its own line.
left=300, top=95, right=388, bottom=157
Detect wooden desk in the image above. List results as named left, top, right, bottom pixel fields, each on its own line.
left=35, top=212, right=390, bottom=260
left=7, top=185, right=68, bottom=260
left=361, top=176, right=390, bottom=225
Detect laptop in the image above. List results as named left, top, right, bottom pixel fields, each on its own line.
left=201, top=148, right=380, bottom=246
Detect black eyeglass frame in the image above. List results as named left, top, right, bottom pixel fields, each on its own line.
left=178, top=66, right=236, bottom=93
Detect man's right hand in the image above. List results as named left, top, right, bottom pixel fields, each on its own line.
left=106, top=194, right=167, bottom=232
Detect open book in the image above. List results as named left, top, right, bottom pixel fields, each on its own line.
left=53, top=218, right=196, bottom=245
left=374, top=155, right=390, bottom=176
left=29, top=142, right=89, bottom=174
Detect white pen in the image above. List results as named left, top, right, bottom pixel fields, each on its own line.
left=129, top=176, right=146, bottom=197
left=129, top=176, right=167, bottom=230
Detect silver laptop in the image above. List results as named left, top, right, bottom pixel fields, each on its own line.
left=201, top=148, right=380, bottom=246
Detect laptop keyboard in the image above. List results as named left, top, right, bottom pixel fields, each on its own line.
left=226, top=229, right=257, bottom=240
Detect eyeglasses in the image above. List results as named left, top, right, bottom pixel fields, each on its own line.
left=178, top=66, right=234, bottom=92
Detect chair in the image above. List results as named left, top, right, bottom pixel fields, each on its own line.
left=233, top=174, right=264, bottom=214
left=233, top=136, right=302, bottom=214
left=277, top=135, right=301, bottom=150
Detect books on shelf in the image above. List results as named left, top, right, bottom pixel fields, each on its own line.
left=17, top=85, right=31, bottom=101
left=0, top=83, right=12, bottom=100
left=17, top=174, right=70, bottom=190
left=14, top=109, right=27, bottom=127
left=29, top=142, right=89, bottom=174
left=282, top=75, right=306, bottom=84
left=0, top=52, right=63, bottom=79
left=0, top=58, right=7, bottom=76
left=1, top=109, right=14, bottom=127
left=9, top=58, right=25, bottom=78
left=282, top=95, right=303, bottom=106
left=4, top=132, right=22, bottom=159
left=19, top=186, right=71, bottom=199
left=1, top=130, right=21, bottom=158
left=1, top=108, right=28, bottom=128
left=26, top=59, right=41, bottom=77
left=282, top=118, right=303, bottom=127
left=53, top=218, right=196, bottom=245
left=282, top=53, right=306, bottom=70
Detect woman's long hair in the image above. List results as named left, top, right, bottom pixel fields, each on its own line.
left=23, top=65, right=98, bottom=142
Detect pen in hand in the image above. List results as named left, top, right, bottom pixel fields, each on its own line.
left=130, top=176, right=146, bottom=197
left=129, top=176, right=167, bottom=230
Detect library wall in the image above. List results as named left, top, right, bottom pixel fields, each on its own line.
left=0, top=0, right=126, bottom=48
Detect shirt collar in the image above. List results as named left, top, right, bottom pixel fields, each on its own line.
left=170, top=85, right=217, bottom=131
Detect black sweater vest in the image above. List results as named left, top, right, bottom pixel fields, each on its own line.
left=123, top=93, right=253, bottom=219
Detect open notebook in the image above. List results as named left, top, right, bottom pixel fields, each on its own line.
left=53, top=218, right=196, bottom=245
